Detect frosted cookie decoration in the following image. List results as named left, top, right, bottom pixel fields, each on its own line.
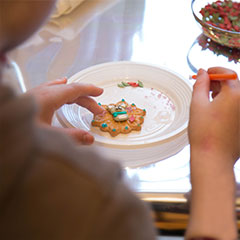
left=117, top=80, right=144, bottom=88
left=91, top=99, right=146, bottom=137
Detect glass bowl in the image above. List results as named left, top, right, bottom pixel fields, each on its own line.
left=191, top=0, right=240, bottom=48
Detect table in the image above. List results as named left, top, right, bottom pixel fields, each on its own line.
left=9, top=0, right=240, bottom=233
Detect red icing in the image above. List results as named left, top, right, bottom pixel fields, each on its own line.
left=129, top=115, right=135, bottom=123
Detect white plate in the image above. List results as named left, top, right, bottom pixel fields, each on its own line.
left=56, top=61, right=192, bottom=167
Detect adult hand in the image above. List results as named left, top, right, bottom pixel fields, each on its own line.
left=26, top=78, right=104, bottom=145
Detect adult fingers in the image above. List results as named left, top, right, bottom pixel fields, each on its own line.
left=192, top=69, right=210, bottom=104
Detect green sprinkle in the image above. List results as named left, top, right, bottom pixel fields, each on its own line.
left=92, top=120, right=95, bottom=123
left=137, top=123, right=141, bottom=126
left=229, top=16, right=238, bottom=21
left=143, top=109, right=146, bottom=112
left=117, top=84, right=124, bottom=88
left=122, top=99, right=125, bottom=102
left=113, top=111, right=127, bottom=117
left=98, top=103, right=101, bottom=105
left=212, top=3, right=218, bottom=8
left=204, top=11, right=210, bottom=18
left=140, top=116, right=143, bottom=119
left=122, top=81, right=130, bottom=86
left=138, top=80, right=144, bottom=88
left=131, top=103, right=135, bottom=106
left=125, top=126, right=129, bottom=130
left=112, top=128, right=116, bottom=132
left=101, top=123, right=107, bottom=128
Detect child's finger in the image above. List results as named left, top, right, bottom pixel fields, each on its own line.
left=192, top=69, right=210, bottom=104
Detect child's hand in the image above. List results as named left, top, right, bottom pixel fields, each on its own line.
left=189, top=67, right=240, bottom=168
left=186, top=67, right=240, bottom=240
left=26, top=78, right=104, bottom=145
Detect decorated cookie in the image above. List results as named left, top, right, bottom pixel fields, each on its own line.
left=91, top=99, right=146, bottom=137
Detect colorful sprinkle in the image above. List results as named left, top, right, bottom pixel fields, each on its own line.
left=128, top=82, right=138, bottom=87
left=197, top=34, right=240, bottom=64
left=126, top=106, right=133, bottom=112
left=101, top=123, right=107, bottom=128
left=98, top=103, right=101, bottom=106
left=112, top=128, right=116, bottom=132
left=121, top=81, right=130, bottom=87
left=117, top=80, right=144, bottom=88
left=122, top=99, right=125, bottom=102
left=113, top=111, right=127, bottom=117
left=129, top=115, right=135, bottom=123
left=125, top=126, right=129, bottom=130
left=200, top=0, right=240, bottom=33
left=138, top=80, right=144, bottom=87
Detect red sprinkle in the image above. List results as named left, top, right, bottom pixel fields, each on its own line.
left=128, top=82, right=139, bottom=87
left=200, top=0, right=240, bottom=33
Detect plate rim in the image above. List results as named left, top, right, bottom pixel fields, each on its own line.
left=57, top=61, right=193, bottom=147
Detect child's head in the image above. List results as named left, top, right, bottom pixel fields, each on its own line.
left=0, top=0, right=56, bottom=54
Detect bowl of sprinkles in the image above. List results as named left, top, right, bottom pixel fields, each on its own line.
left=191, top=0, right=240, bottom=48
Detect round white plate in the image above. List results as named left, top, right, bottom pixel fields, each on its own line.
left=56, top=61, right=192, bottom=167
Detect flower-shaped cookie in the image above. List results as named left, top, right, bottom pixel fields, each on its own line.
left=91, top=99, right=146, bottom=137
